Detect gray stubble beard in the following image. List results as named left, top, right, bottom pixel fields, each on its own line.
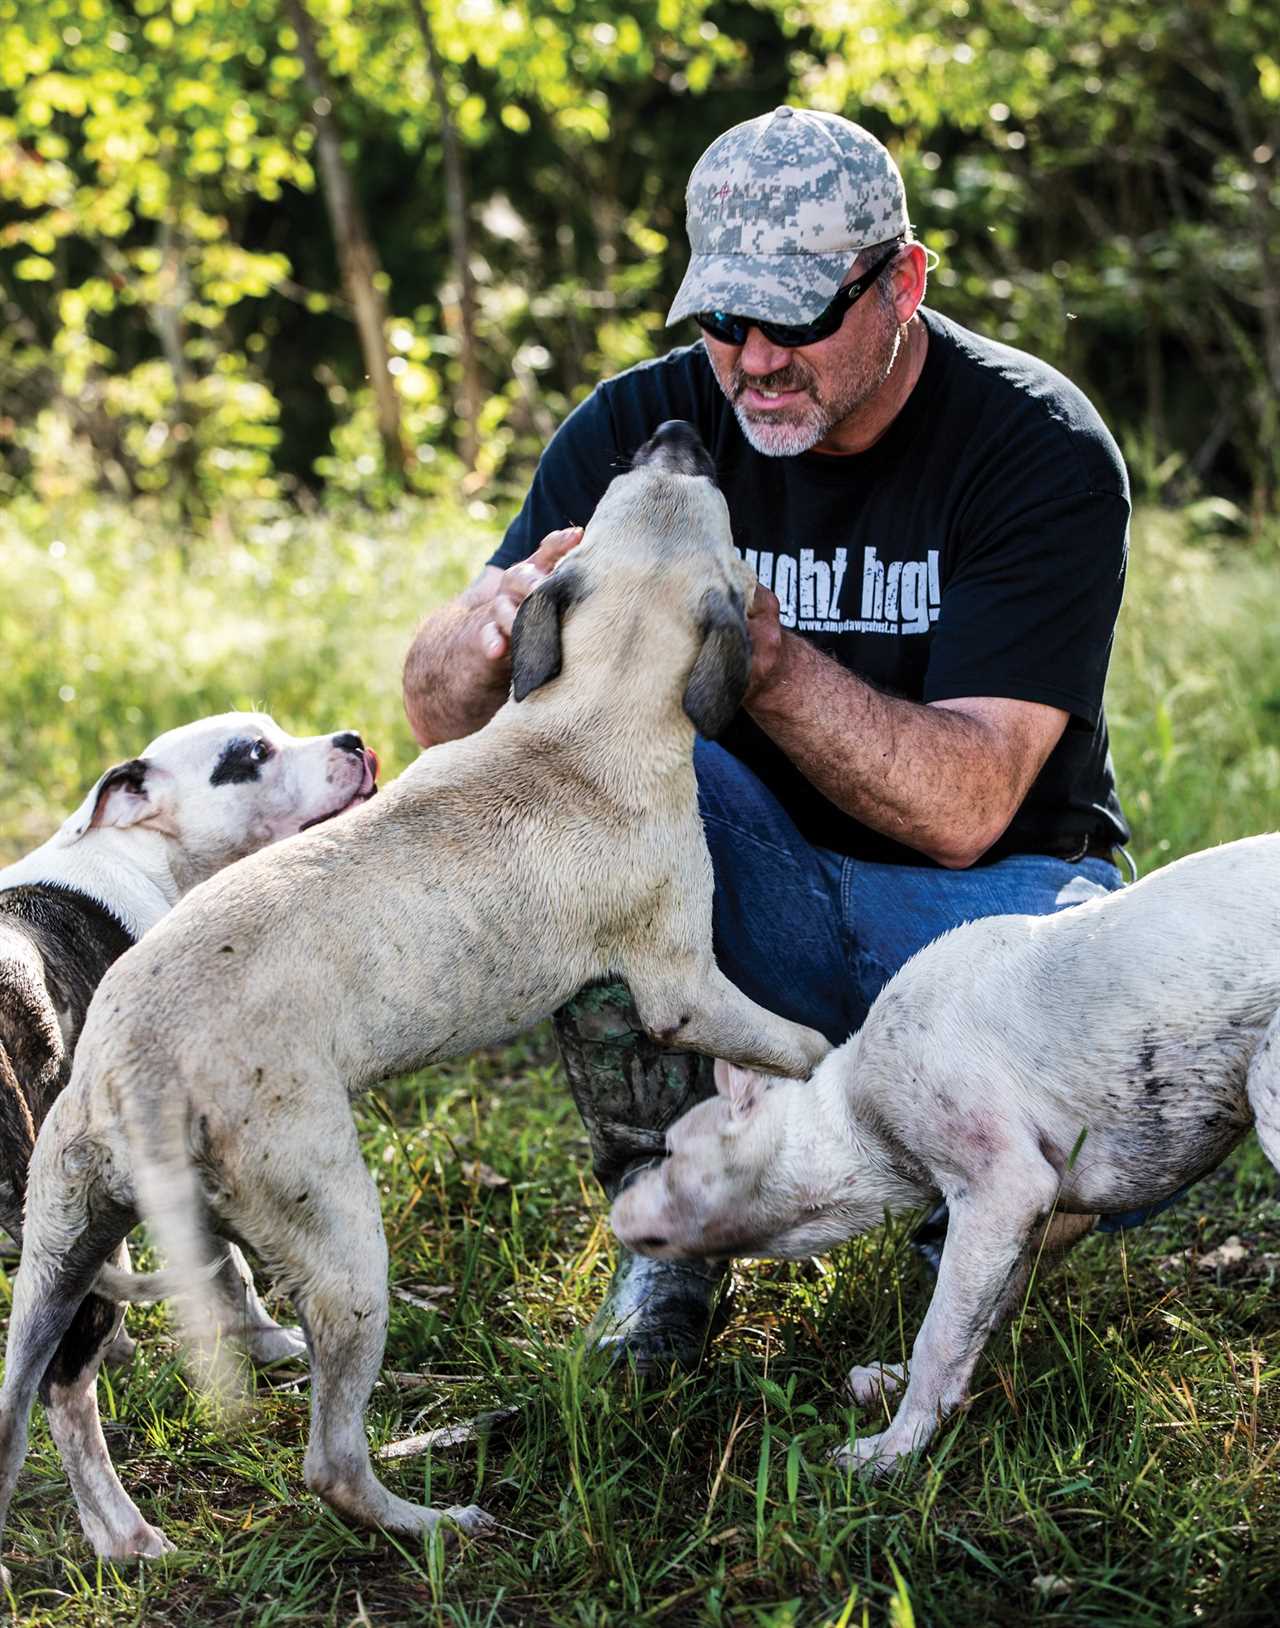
left=717, top=312, right=904, bottom=458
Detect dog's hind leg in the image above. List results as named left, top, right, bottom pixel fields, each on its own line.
left=247, top=1122, right=491, bottom=1541
left=628, top=961, right=830, bottom=1078
left=42, top=1264, right=174, bottom=1562
left=99, top=1239, right=139, bottom=1368
left=210, top=1244, right=308, bottom=1366
left=0, top=1246, right=88, bottom=1582
left=0, top=1283, right=84, bottom=1584
left=0, top=1142, right=162, bottom=1573
left=1246, top=1007, right=1280, bottom=1172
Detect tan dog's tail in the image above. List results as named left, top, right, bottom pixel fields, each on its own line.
left=123, top=1077, right=244, bottom=1409
left=93, top=1257, right=222, bottom=1304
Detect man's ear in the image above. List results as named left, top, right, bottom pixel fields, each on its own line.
left=712, top=1057, right=767, bottom=1119
left=510, top=567, right=585, bottom=702
left=65, top=758, right=157, bottom=838
left=683, top=586, right=750, bottom=739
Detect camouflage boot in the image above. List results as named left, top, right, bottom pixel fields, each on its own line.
left=554, top=980, right=732, bottom=1374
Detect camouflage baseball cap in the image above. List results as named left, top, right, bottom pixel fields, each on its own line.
left=666, top=106, right=910, bottom=328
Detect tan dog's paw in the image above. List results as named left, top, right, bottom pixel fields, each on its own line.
left=829, top=1430, right=915, bottom=1480
left=844, top=1361, right=906, bottom=1408
left=102, top=1325, right=138, bottom=1369
left=444, top=1504, right=498, bottom=1538
left=244, top=1325, right=309, bottom=1367
left=769, top=1022, right=832, bottom=1077
left=88, top=1518, right=176, bottom=1562
left=799, top=1025, right=834, bottom=1070
left=130, top=1522, right=177, bottom=1560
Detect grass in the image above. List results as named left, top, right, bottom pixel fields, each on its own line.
left=1, top=497, right=1279, bottom=1626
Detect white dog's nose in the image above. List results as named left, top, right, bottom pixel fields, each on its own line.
left=611, top=1177, right=676, bottom=1257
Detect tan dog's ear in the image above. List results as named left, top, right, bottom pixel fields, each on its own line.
left=510, top=569, right=583, bottom=702
left=683, top=587, right=750, bottom=739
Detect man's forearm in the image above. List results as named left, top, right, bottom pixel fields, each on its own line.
left=402, top=599, right=509, bottom=747
left=746, top=634, right=1046, bottom=868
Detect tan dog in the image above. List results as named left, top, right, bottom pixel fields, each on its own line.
left=0, top=421, right=829, bottom=1573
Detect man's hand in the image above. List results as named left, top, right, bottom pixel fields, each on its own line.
left=403, top=524, right=585, bottom=747
left=479, top=526, right=584, bottom=662
left=743, top=582, right=787, bottom=705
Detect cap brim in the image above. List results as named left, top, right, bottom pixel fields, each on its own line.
left=666, top=251, right=853, bottom=328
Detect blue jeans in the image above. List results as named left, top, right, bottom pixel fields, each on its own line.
left=694, top=739, right=1167, bottom=1233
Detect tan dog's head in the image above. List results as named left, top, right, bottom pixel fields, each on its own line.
left=611, top=1055, right=894, bottom=1262
left=509, top=420, right=758, bottom=738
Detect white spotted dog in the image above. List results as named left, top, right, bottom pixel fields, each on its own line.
left=0, top=712, right=378, bottom=1380
left=613, top=834, right=1280, bottom=1478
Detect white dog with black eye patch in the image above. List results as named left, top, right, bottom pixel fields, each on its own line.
left=613, top=834, right=1280, bottom=1477
left=0, top=713, right=378, bottom=1365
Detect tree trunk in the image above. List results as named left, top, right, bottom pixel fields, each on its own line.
left=153, top=215, right=202, bottom=515
left=285, top=0, right=406, bottom=482
left=407, top=0, right=480, bottom=473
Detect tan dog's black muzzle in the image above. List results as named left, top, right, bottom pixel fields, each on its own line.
left=633, top=419, right=717, bottom=482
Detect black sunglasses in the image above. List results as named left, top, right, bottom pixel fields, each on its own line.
left=694, top=243, right=902, bottom=349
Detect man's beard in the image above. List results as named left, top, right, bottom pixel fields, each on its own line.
left=716, top=310, right=902, bottom=457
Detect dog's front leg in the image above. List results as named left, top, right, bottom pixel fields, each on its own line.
left=833, top=1173, right=1057, bottom=1478
left=845, top=1361, right=906, bottom=1410
left=842, top=1210, right=1096, bottom=1426
left=629, top=962, right=830, bottom=1078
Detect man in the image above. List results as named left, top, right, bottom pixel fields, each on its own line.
left=403, top=107, right=1133, bottom=1371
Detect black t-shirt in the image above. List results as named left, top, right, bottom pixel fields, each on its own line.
left=491, top=308, right=1131, bottom=865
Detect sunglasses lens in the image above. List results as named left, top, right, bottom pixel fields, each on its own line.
left=759, top=319, right=825, bottom=347
left=696, top=309, right=837, bottom=348
left=696, top=311, right=747, bottom=344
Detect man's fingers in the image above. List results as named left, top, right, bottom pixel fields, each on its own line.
left=479, top=531, right=582, bottom=668
left=479, top=620, right=508, bottom=662
left=501, top=560, right=545, bottom=600
left=749, top=583, right=781, bottom=619
left=486, top=600, right=516, bottom=647
left=532, top=525, right=584, bottom=568
left=490, top=585, right=527, bottom=640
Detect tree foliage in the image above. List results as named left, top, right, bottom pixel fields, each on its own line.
left=1, top=0, right=1276, bottom=520
left=794, top=0, right=1280, bottom=510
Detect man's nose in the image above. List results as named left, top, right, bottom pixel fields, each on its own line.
left=739, top=325, right=793, bottom=377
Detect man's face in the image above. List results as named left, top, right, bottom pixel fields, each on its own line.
left=701, top=264, right=904, bottom=457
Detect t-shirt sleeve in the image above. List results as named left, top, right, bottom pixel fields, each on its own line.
left=488, top=385, right=624, bottom=570
left=923, top=490, right=1129, bottom=725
